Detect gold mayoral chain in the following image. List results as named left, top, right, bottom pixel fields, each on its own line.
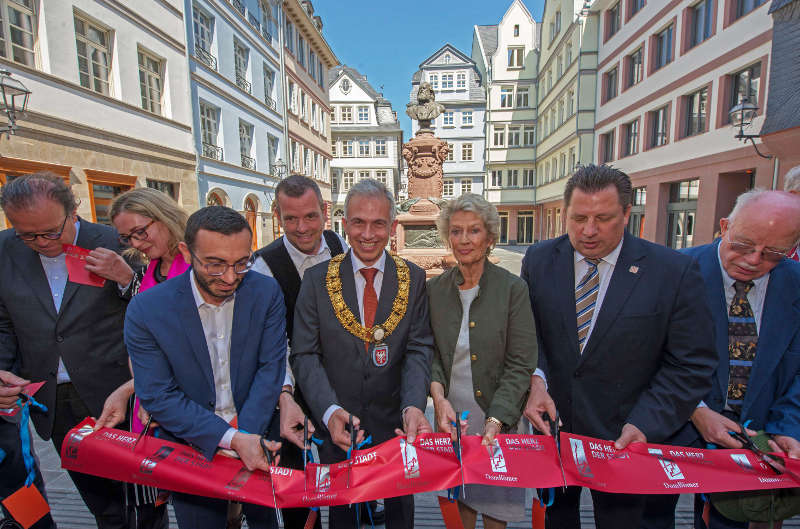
left=326, top=253, right=410, bottom=344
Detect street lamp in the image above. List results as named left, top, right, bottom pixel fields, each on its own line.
left=729, top=98, right=771, bottom=159
left=271, top=160, right=287, bottom=178
left=0, top=69, right=31, bottom=136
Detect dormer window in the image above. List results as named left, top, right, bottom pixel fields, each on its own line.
left=444, top=54, right=451, bottom=64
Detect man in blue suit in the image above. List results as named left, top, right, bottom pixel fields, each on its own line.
left=681, top=190, right=800, bottom=529
left=521, top=165, right=717, bottom=529
left=125, top=206, right=286, bottom=529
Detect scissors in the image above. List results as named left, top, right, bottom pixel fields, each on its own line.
left=260, top=435, right=283, bottom=526
left=729, top=422, right=784, bottom=476
left=548, top=411, right=567, bottom=490
left=131, top=414, right=153, bottom=452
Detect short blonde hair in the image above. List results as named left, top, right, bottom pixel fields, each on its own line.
left=436, top=193, right=500, bottom=252
left=110, top=187, right=188, bottom=253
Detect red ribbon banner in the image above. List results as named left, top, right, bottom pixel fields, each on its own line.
left=60, top=419, right=799, bottom=509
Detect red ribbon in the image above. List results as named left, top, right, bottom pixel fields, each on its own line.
left=60, top=419, right=800, bottom=509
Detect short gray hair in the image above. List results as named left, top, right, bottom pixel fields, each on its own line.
left=0, top=172, right=78, bottom=214
left=344, top=178, right=396, bottom=221
left=728, top=188, right=767, bottom=224
left=436, top=193, right=500, bottom=251
left=784, top=165, right=800, bottom=193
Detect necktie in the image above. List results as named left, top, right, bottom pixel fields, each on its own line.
left=360, top=267, right=378, bottom=338
left=727, top=280, right=757, bottom=414
left=576, top=258, right=601, bottom=352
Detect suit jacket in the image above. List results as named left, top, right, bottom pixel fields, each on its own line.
left=0, top=219, right=132, bottom=439
left=290, top=250, right=433, bottom=445
left=125, top=270, right=287, bottom=459
left=684, top=241, right=800, bottom=439
left=521, top=232, right=717, bottom=442
left=427, top=259, right=537, bottom=427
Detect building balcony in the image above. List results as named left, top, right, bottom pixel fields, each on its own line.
left=195, top=46, right=217, bottom=71
left=264, top=96, right=277, bottom=111
left=236, top=73, right=251, bottom=94
left=248, top=13, right=260, bottom=30
left=241, top=154, right=256, bottom=171
left=202, top=142, right=223, bottom=161
left=229, top=0, right=245, bottom=16
left=262, top=28, right=273, bottom=44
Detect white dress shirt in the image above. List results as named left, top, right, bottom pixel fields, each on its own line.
left=717, top=243, right=769, bottom=333
left=251, top=233, right=348, bottom=388
left=321, top=250, right=387, bottom=428
left=534, top=237, right=624, bottom=384
left=189, top=271, right=238, bottom=448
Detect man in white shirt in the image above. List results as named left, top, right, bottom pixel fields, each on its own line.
left=125, top=206, right=286, bottom=529
left=291, top=178, right=434, bottom=529
left=251, top=174, right=346, bottom=529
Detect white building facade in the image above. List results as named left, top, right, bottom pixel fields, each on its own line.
left=329, top=65, right=403, bottom=235
left=0, top=0, right=199, bottom=227
left=410, top=44, right=486, bottom=203
left=472, top=0, right=539, bottom=245
left=186, top=0, right=285, bottom=248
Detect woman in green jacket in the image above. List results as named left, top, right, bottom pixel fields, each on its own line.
left=428, top=193, right=537, bottom=529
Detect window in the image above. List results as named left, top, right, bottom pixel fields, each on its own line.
left=628, top=187, right=646, bottom=237
left=309, top=51, right=317, bottom=81
left=507, top=169, right=519, bottom=187
left=655, top=24, right=674, bottom=70
left=560, top=153, right=567, bottom=177
left=624, top=120, right=639, bottom=156
left=442, top=73, right=453, bottom=89
left=263, top=66, right=275, bottom=106
left=729, top=64, right=761, bottom=118
left=285, top=20, right=294, bottom=53
left=443, top=178, right=454, bottom=196
left=558, top=100, right=565, bottom=124
left=627, top=48, right=643, bottom=87
left=462, top=111, right=473, bottom=126
left=287, top=81, right=297, bottom=113
left=499, top=212, right=509, bottom=244
left=605, top=67, right=618, bottom=101
left=514, top=24, right=520, bottom=37
left=736, top=0, right=766, bottom=19
left=358, top=105, right=369, bottom=122
left=199, top=101, right=220, bottom=157
left=555, top=11, right=562, bottom=35
left=631, top=0, right=646, bottom=16
left=566, top=43, right=573, bottom=64
left=297, top=36, right=305, bottom=67
left=375, top=170, right=387, bottom=185
left=491, top=170, right=502, bottom=187
left=569, top=147, right=576, bottom=170
left=234, top=40, right=250, bottom=93
left=267, top=135, right=278, bottom=168
left=358, top=139, right=370, bottom=157
left=300, top=91, right=307, bottom=120
left=443, top=111, right=454, bottom=126
left=523, top=126, right=535, bottom=146
left=547, top=70, right=553, bottom=92
left=685, top=87, right=707, bottom=137
left=516, top=87, right=529, bottom=108
left=138, top=49, right=163, bottom=114
left=608, top=3, right=621, bottom=38
left=493, top=126, right=505, bottom=147
left=446, top=143, right=454, bottom=162
left=557, top=55, right=563, bottom=77
left=650, top=105, right=669, bottom=147
left=507, top=46, right=524, bottom=68
left=568, top=90, right=575, bottom=115
left=311, top=102, right=318, bottom=130
left=343, top=170, right=354, bottom=190
left=341, top=106, right=352, bottom=122
left=331, top=142, right=337, bottom=157
left=0, top=0, right=35, bottom=66
left=193, top=6, right=213, bottom=52
left=523, top=169, right=535, bottom=187
left=690, top=0, right=714, bottom=48
left=342, top=139, right=353, bottom=157
left=462, top=143, right=473, bottom=161
left=375, top=139, right=387, bottom=157
left=667, top=180, right=699, bottom=249
left=518, top=211, right=534, bottom=244
left=239, top=120, right=254, bottom=169
left=75, top=15, right=111, bottom=95
left=456, top=72, right=466, bottom=89
left=461, top=179, right=472, bottom=194
left=508, top=126, right=521, bottom=147
left=601, top=130, right=615, bottom=163
left=500, top=86, right=514, bottom=108
left=260, top=0, right=276, bottom=40
left=146, top=179, right=177, bottom=199
left=429, top=73, right=438, bottom=89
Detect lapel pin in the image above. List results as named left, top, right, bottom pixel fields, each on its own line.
left=629, top=266, right=639, bottom=274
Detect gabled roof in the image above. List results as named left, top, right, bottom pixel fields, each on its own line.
left=501, top=0, right=535, bottom=24
left=329, top=64, right=380, bottom=100
left=418, top=43, right=476, bottom=68
left=475, top=25, right=498, bottom=58
left=769, top=0, right=794, bottom=12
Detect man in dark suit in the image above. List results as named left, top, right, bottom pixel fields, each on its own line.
left=521, top=164, right=717, bottom=529
left=0, top=172, right=136, bottom=529
left=644, top=190, right=800, bottom=529
left=292, top=178, right=434, bottom=529
left=125, top=206, right=286, bottom=529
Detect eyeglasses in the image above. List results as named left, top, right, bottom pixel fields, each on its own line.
left=15, top=215, right=69, bottom=241
left=188, top=249, right=254, bottom=276
left=725, top=233, right=789, bottom=263
left=118, top=219, right=155, bottom=246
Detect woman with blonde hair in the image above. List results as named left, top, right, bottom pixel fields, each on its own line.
left=427, top=193, right=537, bottom=529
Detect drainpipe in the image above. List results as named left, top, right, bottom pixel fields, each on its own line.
left=772, top=156, right=780, bottom=190
left=278, top=0, right=290, bottom=173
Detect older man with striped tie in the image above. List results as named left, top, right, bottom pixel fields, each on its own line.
left=519, top=164, right=717, bottom=529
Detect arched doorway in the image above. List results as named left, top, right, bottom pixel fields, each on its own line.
left=244, top=197, right=258, bottom=250
left=207, top=191, right=224, bottom=206
left=332, top=208, right=345, bottom=238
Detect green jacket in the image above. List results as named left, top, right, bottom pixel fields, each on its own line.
left=427, top=259, right=537, bottom=427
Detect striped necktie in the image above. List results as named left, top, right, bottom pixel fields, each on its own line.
left=576, top=258, right=601, bottom=352
left=727, top=280, right=757, bottom=414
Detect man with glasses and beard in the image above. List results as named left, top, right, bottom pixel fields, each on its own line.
left=125, top=206, right=287, bottom=529
left=0, top=172, right=136, bottom=529
left=642, top=190, right=800, bottom=529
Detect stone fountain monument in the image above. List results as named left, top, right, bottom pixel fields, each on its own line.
left=393, top=82, right=454, bottom=277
